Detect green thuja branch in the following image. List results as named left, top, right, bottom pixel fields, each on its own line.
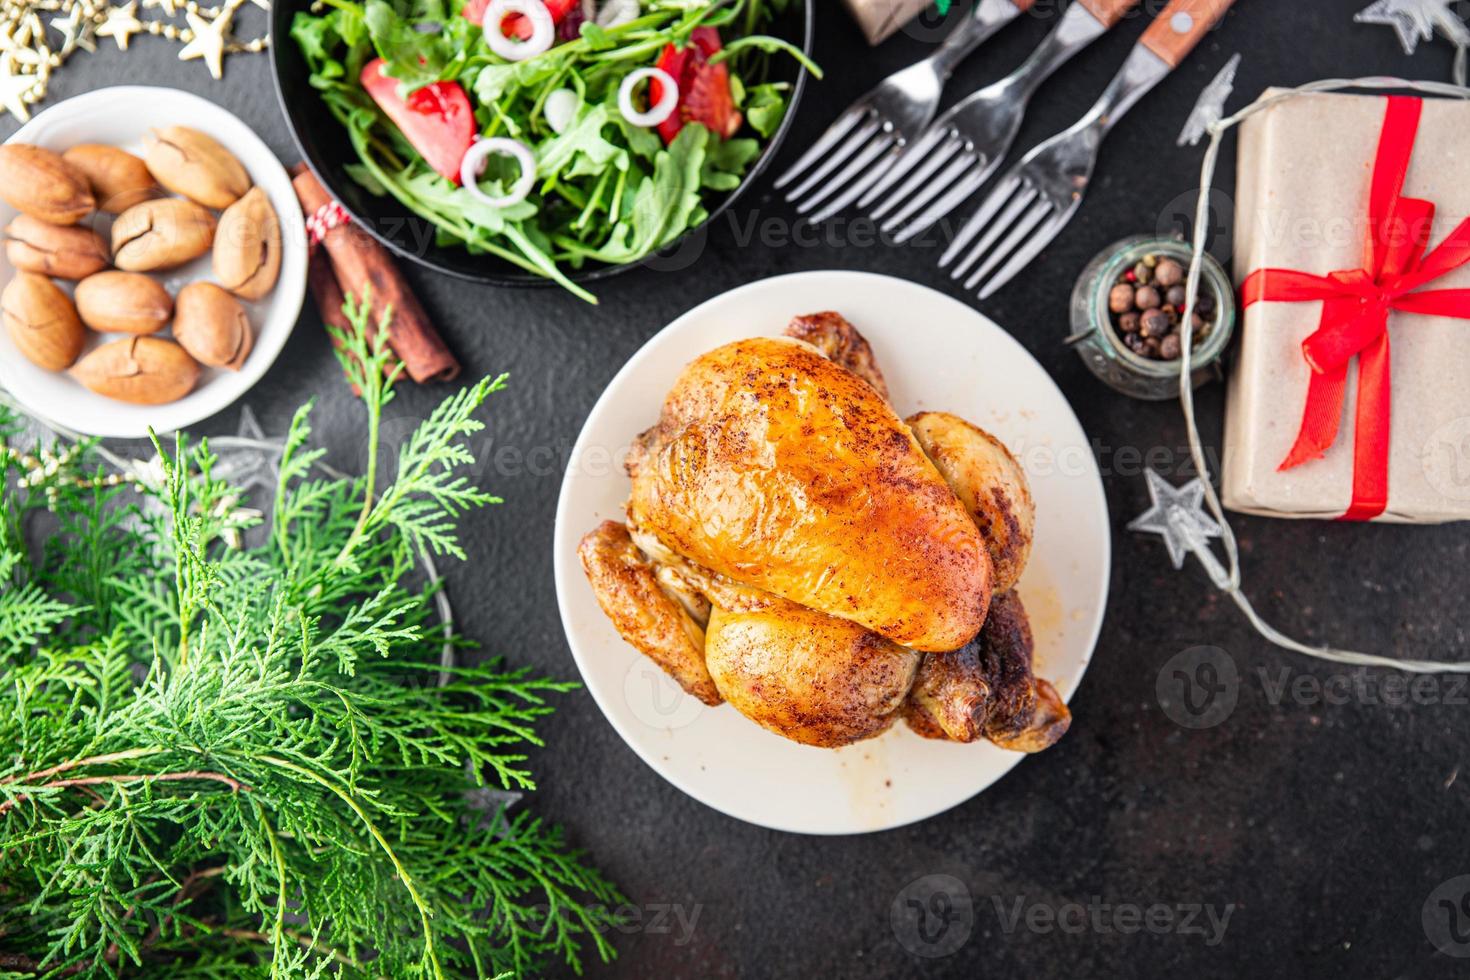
left=0, top=299, right=621, bottom=977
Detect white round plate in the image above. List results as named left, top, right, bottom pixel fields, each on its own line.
left=553, top=271, right=1111, bottom=835
left=0, top=86, right=307, bottom=438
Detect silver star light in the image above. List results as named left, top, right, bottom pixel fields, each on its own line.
left=211, top=404, right=281, bottom=500
left=1128, top=469, right=1223, bottom=572
left=1177, top=52, right=1241, bottom=147
left=1356, top=0, right=1470, bottom=55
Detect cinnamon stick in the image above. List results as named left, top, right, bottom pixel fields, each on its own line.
left=291, top=165, right=460, bottom=383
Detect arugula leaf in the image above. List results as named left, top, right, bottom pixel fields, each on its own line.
left=576, top=123, right=707, bottom=264
left=744, top=82, right=789, bottom=138
left=702, top=134, right=759, bottom=190
left=538, top=101, right=628, bottom=180
left=401, top=170, right=540, bottom=233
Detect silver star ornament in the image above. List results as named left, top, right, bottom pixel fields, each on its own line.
left=1128, top=469, right=1222, bottom=570
left=1356, top=0, right=1470, bottom=55
left=211, top=404, right=282, bottom=501
left=1178, top=53, right=1241, bottom=147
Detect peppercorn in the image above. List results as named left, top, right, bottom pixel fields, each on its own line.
left=1140, top=307, right=1171, bottom=338
left=1103, top=250, right=1220, bottom=369
left=1109, top=283, right=1135, bottom=314
left=1155, top=258, right=1184, bottom=287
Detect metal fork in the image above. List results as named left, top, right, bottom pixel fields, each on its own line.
left=944, top=0, right=1237, bottom=299
left=867, top=0, right=1140, bottom=244
left=774, top=0, right=1035, bottom=220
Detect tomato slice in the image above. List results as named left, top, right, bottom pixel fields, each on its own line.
left=463, top=0, right=577, bottom=38
left=650, top=26, right=743, bottom=144
left=360, top=59, right=477, bottom=184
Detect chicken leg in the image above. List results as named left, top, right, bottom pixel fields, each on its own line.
left=904, top=590, right=1071, bottom=753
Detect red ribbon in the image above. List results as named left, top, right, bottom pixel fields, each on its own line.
left=1240, top=96, right=1470, bottom=521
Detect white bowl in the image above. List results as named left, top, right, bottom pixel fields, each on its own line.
left=0, top=86, right=307, bottom=438
left=553, top=271, right=1112, bottom=835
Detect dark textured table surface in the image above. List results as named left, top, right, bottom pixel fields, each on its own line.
left=9, top=0, right=1470, bottom=976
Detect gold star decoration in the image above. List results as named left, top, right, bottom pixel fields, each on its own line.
left=177, top=0, right=239, bottom=80
left=48, top=1, right=97, bottom=57
left=0, top=0, right=269, bottom=117
left=0, top=50, right=43, bottom=121
left=96, top=0, right=142, bottom=50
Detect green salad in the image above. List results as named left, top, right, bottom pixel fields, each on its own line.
left=292, top=0, right=815, bottom=303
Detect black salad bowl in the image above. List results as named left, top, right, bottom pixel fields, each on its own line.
left=269, top=0, right=816, bottom=288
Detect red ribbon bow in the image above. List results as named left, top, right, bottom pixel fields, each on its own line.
left=1239, top=96, right=1470, bottom=521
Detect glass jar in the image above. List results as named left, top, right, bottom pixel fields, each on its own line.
left=1067, top=235, right=1236, bottom=401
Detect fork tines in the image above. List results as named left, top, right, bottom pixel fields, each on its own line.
left=864, top=131, right=996, bottom=244
left=774, top=104, right=904, bottom=222
left=940, top=174, right=1067, bottom=299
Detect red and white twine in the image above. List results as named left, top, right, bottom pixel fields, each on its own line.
left=305, top=200, right=351, bottom=247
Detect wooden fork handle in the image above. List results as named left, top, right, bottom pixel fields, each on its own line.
left=1141, top=0, right=1236, bottom=68
left=1076, top=0, right=1143, bottom=29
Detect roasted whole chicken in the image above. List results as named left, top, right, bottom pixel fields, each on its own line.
left=579, top=312, right=1069, bottom=751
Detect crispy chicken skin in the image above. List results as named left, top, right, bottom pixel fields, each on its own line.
left=582, top=312, right=1068, bottom=753
left=578, top=521, right=722, bottom=706
left=907, top=412, right=1035, bottom=594
left=704, top=592, right=921, bottom=747
left=784, top=310, right=890, bottom=400
left=904, top=591, right=1071, bottom=752
left=626, top=336, right=992, bottom=653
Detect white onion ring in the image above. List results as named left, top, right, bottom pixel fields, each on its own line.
left=482, top=0, right=554, bottom=61
left=460, top=137, right=537, bottom=209
left=618, top=67, right=678, bottom=128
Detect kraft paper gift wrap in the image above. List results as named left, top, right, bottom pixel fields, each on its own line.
left=1222, top=89, right=1470, bottom=523
left=843, top=0, right=932, bottom=44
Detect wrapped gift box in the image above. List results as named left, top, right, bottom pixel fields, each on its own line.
left=1223, top=89, right=1470, bottom=523
left=843, top=0, right=933, bottom=44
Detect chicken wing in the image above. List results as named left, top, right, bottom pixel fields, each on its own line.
left=627, top=336, right=992, bottom=653
left=904, top=591, right=1070, bottom=752
left=784, top=310, right=890, bottom=400
left=907, top=411, right=1035, bottom=593
left=578, top=521, right=722, bottom=706
left=704, top=592, right=921, bottom=747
